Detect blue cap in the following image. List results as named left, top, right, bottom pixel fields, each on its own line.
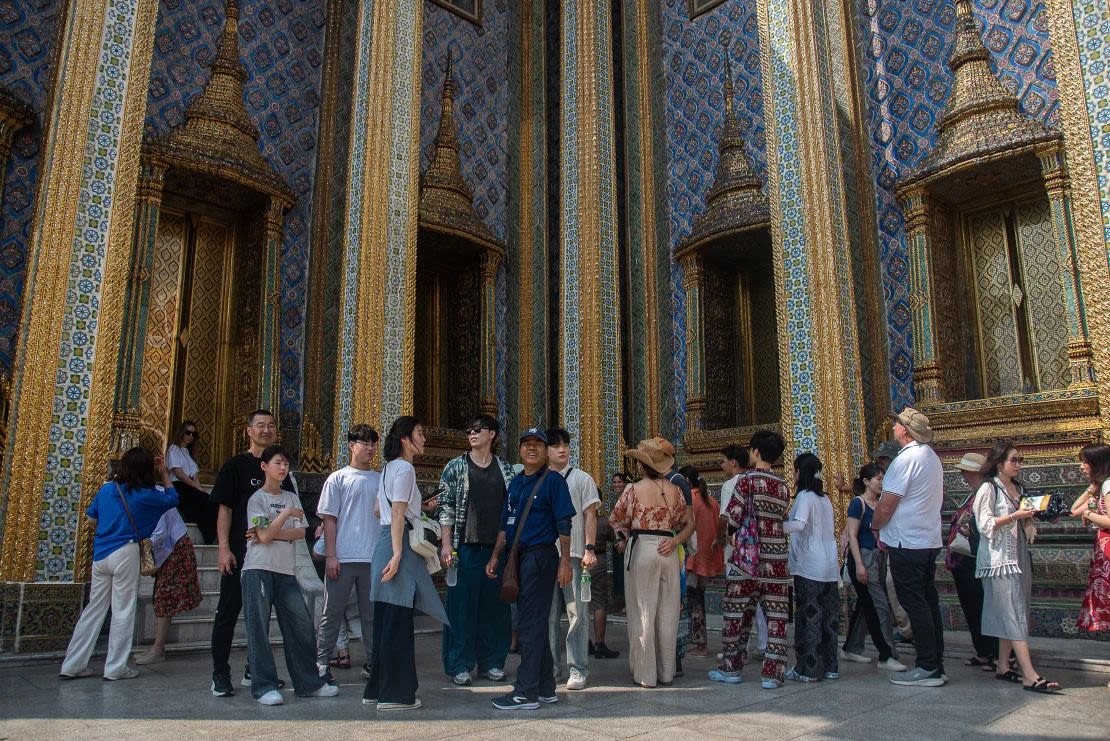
left=519, top=427, right=548, bottom=444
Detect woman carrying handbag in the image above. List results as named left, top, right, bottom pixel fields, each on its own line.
left=364, top=416, right=449, bottom=712
left=60, top=447, right=178, bottom=680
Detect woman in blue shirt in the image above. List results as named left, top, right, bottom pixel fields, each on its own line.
left=840, top=463, right=904, bottom=671
left=60, top=447, right=178, bottom=680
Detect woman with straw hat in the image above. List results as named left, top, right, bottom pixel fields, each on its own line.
left=610, top=439, right=688, bottom=688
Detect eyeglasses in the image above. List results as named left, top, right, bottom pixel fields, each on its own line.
left=250, top=422, right=277, bottom=431
left=1008, top=456, right=1025, bottom=464
left=465, top=427, right=491, bottom=435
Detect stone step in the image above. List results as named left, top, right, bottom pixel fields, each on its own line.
left=194, top=545, right=221, bottom=569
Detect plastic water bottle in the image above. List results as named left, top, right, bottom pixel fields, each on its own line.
left=579, top=570, right=592, bottom=602
left=446, top=551, right=459, bottom=587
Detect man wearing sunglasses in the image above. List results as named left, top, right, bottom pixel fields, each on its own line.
left=437, top=415, right=516, bottom=687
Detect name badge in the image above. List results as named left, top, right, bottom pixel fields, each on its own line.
left=507, top=516, right=517, bottom=526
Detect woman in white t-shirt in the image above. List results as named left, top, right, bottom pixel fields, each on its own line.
left=166, top=421, right=215, bottom=543
left=784, top=453, right=839, bottom=683
left=363, top=417, right=449, bottom=711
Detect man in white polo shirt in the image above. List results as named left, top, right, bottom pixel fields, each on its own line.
left=871, top=407, right=945, bottom=688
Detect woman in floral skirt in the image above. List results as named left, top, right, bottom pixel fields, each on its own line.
left=1073, top=443, right=1110, bottom=689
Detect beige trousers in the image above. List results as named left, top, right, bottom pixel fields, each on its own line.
left=624, top=534, right=680, bottom=687
left=885, top=558, right=913, bottom=638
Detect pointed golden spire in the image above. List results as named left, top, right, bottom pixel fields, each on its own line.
left=144, top=0, right=293, bottom=203
left=901, top=0, right=1058, bottom=189
left=678, top=40, right=769, bottom=257
left=419, top=52, right=501, bottom=252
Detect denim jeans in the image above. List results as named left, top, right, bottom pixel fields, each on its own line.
left=549, top=556, right=590, bottom=677
left=241, top=569, right=325, bottom=698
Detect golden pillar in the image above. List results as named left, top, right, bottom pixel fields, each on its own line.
left=679, top=252, right=707, bottom=431
left=332, top=0, right=424, bottom=458
left=0, top=0, right=159, bottom=588
left=259, top=198, right=285, bottom=413
left=479, top=251, right=501, bottom=417
left=754, top=0, right=868, bottom=482
left=899, top=186, right=945, bottom=404
left=560, top=0, right=623, bottom=482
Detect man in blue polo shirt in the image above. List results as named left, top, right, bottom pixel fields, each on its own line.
left=485, top=427, right=575, bottom=710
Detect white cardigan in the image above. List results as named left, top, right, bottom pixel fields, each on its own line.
left=973, top=478, right=1036, bottom=578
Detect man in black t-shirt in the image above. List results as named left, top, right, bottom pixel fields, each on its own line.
left=209, top=409, right=296, bottom=697
left=437, top=414, right=516, bottom=686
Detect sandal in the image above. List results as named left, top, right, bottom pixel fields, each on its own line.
left=966, top=656, right=995, bottom=671
left=329, top=649, right=351, bottom=669
left=995, top=669, right=1023, bottom=684
left=1023, top=676, right=1061, bottom=693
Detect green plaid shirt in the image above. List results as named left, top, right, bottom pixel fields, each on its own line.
left=436, top=453, right=516, bottom=550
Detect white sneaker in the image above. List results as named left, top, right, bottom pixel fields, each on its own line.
left=566, top=669, right=587, bottom=690
left=257, top=690, right=284, bottom=706
left=310, top=683, right=340, bottom=697
left=103, top=667, right=139, bottom=680
left=839, top=649, right=871, bottom=664
left=878, top=658, right=907, bottom=671
left=452, top=671, right=472, bottom=686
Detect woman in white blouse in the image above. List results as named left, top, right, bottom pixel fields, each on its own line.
left=974, top=441, right=1060, bottom=693
left=167, top=421, right=215, bottom=543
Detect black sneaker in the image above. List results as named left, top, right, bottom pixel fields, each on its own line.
left=211, top=673, right=235, bottom=697
left=491, top=692, right=540, bottom=710
left=361, top=662, right=372, bottom=679
left=594, top=643, right=620, bottom=659
left=241, top=668, right=286, bottom=688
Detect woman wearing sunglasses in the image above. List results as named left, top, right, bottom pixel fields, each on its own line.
left=973, top=441, right=1059, bottom=693
left=167, top=421, right=215, bottom=544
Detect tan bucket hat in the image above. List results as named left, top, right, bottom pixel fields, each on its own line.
left=625, top=438, right=675, bottom=474
left=954, top=452, right=986, bottom=472
left=888, top=406, right=934, bottom=444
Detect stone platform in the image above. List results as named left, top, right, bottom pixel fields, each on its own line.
left=1, top=623, right=1107, bottom=740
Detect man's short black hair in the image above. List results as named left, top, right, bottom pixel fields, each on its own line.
left=247, top=409, right=274, bottom=426
left=468, top=414, right=501, bottom=440
left=347, top=424, right=379, bottom=443
left=749, top=430, right=785, bottom=465
left=720, top=444, right=749, bottom=468
left=546, top=427, right=571, bottom=446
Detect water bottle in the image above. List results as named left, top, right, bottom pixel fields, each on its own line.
left=579, top=570, right=592, bottom=603
left=446, top=551, right=459, bottom=587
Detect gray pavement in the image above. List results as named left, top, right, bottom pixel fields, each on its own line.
left=1, top=627, right=1108, bottom=740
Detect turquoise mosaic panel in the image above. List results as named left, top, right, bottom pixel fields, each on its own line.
left=560, top=0, right=582, bottom=451
left=34, top=0, right=146, bottom=581
left=762, top=0, right=817, bottom=451
left=660, top=0, right=766, bottom=438
left=332, top=0, right=375, bottom=463
left=1068, top=1, right=1110, bottom=250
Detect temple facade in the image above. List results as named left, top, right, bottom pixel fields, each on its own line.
left=1, top=0, right=1108, bottom=652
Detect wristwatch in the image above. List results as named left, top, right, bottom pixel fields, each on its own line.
left=584, top=544, right=596, bottom=551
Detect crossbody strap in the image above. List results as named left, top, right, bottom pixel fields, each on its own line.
left=510, top=469, right=551, bottom=551
left=114, top=482, right=142, bottom=541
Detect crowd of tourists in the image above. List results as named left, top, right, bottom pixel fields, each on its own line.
left=56, top=407, right=1109, bottom=709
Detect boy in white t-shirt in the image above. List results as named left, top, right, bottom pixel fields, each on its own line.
left=241, top=446, right=339, bottom=706
left=315, top=424, right=381, bottom=679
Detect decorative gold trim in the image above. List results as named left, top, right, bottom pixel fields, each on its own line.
left=1044, top=0, right=1110, bottom=432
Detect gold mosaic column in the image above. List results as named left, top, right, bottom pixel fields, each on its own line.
left=0, top=0, right=159, bottom=585
left=332, top=0, right=423, bottom=458
left=1043, top=0, right=1110, bottom=424
left=259, top=199, right=285, bottom=413
left=561, top=0, right=623, bottom=482
left=479, top=251, right=501, bottom=417
left=111, top=161, right=166, bottom=453
left=898, top=186, right=945, bottom=403
left=679, top=253, right=707, bottom=431
left=754, top=0, right=867, bottom=483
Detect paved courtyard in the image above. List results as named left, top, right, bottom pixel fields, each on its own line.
left=1, top=628, right=1107, bottom=740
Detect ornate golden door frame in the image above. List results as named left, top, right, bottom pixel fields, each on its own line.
left=111, top=1, right=295, bottom=467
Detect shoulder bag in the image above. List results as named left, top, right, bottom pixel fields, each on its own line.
left=500, top=469, right=551, bottom=603
left=116, top=482, right=158, bottom=576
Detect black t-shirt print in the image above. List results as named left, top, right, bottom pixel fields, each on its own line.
left=209, top=452, right=295, bottom=559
